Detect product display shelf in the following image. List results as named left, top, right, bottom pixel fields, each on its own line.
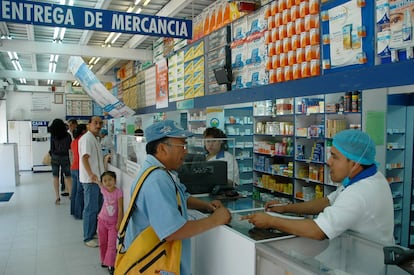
left=187, top=108, right=206, bottom=136
left=252, top=99, right=295, bottom=201
left=224, top=107, right=254, bottom=185
left=293, top=93, right=362, bottom=202
left=386, top=105, right=409, bottom=246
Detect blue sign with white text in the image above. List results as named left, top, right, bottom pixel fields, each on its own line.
left=0, top=0, right=193, bottom=39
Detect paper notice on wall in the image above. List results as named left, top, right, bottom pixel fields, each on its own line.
left=68, top=56, right=135, bottom=118
left=328, top=0, right=362, bottom=67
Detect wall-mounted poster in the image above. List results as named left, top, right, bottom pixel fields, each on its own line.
left=389, top=1, right=414, bottom=50
left=328, top=0, right=363, bottom=67
left=155, top=58, right=169, bottom=109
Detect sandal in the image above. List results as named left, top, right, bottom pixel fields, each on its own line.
left=55, top=198, right=60, bottom=205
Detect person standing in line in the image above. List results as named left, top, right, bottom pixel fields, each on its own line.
left=79, top=116, right=105, bottom=248
left=61, top=119, right=78, bottom=196
left=124, top=120, right=231, bottom=275
left=70, top=124, right=87, bottom=219
left=67, top=119, right=78, bottom=139
left=203, top=127, right=240, bottom=185
left=49, top=118, right=73, bottom=205
left=96, top=171, right=123, bottom=275
left=242, top=130, right=394, bottom=245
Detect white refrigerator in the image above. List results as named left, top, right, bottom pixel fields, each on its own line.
left=7, top=120, right=32, bottom=171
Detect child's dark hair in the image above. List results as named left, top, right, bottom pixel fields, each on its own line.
left=101, top=171, right=116, bottom=182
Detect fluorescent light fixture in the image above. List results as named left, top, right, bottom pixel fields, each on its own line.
left=59, top=28, right=66, bottom=41
left=134, top=0, right=141, bottom=5
left=143, top=0, right=151, bottom=6
left=47, top=79, right=54, bottom=85
left=104, top=33, right=115, bottom=44
left=19, top=78, right=26, bottom=84
left=53, top=27, right=60, bottom=40
left=111, top=33, right=122, bottom=44
left=93, top=57, right=100, bottom=64
left=127, top=6, right=134, bottom=13
left=135, top=7, right=142, bottom=14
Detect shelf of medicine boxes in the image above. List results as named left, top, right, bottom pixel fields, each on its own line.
left=252, top=100, right=295, bottom=200
left=386, top=105, right=408, bottom=245
left=293, top=93, right=362, bottom=202
left=187, top=109, right=206, bottom=136
left=224, top=107, right=254, bottom=185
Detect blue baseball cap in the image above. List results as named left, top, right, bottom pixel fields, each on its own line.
left=145, top=120, right=193, bottom=143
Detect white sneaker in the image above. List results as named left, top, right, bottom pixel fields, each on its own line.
left=84, top=239, right=99, bottom=248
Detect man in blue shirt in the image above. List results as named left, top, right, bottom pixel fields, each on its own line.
left=124, top=120, right=231, bottom=275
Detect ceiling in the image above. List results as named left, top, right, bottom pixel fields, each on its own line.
left=0, top=0, right=215, bottom=92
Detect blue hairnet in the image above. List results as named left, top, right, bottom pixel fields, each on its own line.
left=332, top=129, right=376, bottom=165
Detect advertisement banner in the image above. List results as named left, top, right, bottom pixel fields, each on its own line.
left=389, top=1, right=414, bottom=50
left=68, top=56, right=135, bottom=118
left=0, top=0, right=192, bottom=39
left=328, top=0, right=362, bottom=67
left=155, top=58, right=169, bottom=109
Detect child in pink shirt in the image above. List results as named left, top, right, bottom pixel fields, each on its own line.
left=97, top=171, right=123, bottom=274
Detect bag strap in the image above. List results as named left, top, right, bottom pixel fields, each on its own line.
left=118, top=166, right=182, bottom=246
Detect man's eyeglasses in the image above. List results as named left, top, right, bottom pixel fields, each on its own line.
left=163, top=143, right=188, bottom=150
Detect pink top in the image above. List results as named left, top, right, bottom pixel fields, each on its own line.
left=98, top=187, right=123, bottom=224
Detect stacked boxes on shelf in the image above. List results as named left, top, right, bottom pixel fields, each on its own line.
left=184, top=41, right=205, bottom=99
left=206, top=26, right=231, bottom=94
left=265, top=0, right=321, bottom=83
left=231, top=7, right=269, bottom=90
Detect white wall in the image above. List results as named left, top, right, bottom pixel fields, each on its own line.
left=6, top=92, right=66, bottom=122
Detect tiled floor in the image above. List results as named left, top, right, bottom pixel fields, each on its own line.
left=0, top=172, right=109, bottom=275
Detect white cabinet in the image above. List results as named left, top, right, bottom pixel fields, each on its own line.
left=7, top=120, right=32, bottom=171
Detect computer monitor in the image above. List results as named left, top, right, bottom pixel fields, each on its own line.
left=178, top=161, right=228, bottom=194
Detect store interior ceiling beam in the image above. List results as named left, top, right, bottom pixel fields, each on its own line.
left=0, top=40, right=152, bottom=61
left=0, top=70, right=114, bottom=83
left=97, top=0, right=190, bottom=75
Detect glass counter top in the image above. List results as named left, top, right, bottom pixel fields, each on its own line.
left=257, top=232, right=409, bottom=274
left=195, top=195, right=265, bottom=212
left=194, top=196, right=296, bottom=242
left=228, top=210, right=294, bottom=243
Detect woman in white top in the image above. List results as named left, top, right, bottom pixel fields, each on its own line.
left=203, top=127, right=239, bottom=185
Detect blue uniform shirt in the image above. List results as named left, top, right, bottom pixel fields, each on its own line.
left=124, top=154, right=191, bottom=275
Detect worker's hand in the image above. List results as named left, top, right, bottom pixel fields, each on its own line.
left=241, top=213, right=271, bottom=229
left=210, top=206, right=231, bottom=225
left=264, top=200, right=285, bottom=213
left=208, top=200, right=223, bottom=211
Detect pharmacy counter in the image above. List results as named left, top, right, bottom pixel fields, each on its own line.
left=191, top=196, right=297, bottom=275
left=192, top=196, right=409, bottom=275
left=256, top=232, right=409, bottom=275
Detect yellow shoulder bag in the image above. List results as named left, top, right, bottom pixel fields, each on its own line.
left=115, top=166, right=182, bottom=275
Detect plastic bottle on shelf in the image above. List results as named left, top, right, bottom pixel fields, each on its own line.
left=344, top=92, right=352, bottom=112
left=352, top=91, right=359, bottom=112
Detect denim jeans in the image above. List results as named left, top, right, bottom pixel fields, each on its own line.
left=82, top=182, right=102, bottom=242
left=70, top=170, right=83, bottom=219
